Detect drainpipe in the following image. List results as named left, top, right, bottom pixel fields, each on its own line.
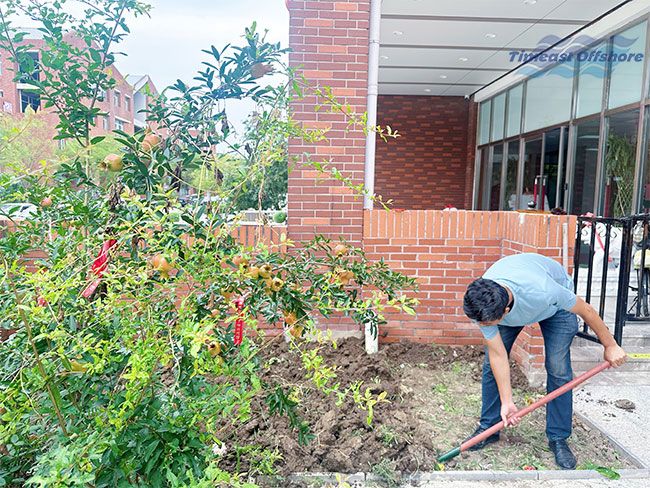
left=364, top=0, right=381, bottom=355
left=363, top=0, right=380, bottom=212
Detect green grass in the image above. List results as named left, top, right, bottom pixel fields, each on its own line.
left=370, top=459, right=400, bottom=488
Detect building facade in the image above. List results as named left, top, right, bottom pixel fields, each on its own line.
left=287, top=0, right=650, bottom=219
left=474, top=6, right=650, bottom=218
left=0, top=29, right=157, bottom=137
left=285, top=1, right=650, bottom=380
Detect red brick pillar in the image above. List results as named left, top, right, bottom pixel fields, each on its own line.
left=286, top=0, right=370, bottom=245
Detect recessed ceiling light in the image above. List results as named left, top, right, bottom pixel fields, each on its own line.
left=380, top=55, right=389, bottom=60
left=439, top=75, right=448, bottom=79
left=392, top=30, right=403, bottom=36
left=524, top=0, right=537, bottom=4
left=424, top=88, right=432, bottom=92
left=485, top=33, right=497, bottom=39
left=458, top=57, right=469, bottom=62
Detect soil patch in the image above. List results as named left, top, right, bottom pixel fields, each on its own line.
left=220, top=338, right=633, bottom=484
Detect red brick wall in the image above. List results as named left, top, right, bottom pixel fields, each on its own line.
left=374, top=95, right=471, bottom=210
left=287, top=0, right=370, bottom=245
left=0, top=34, right=135, bottom=136
left=104, top=68, right=135, bottom=135
left=363, top=209, right=576, bottom=382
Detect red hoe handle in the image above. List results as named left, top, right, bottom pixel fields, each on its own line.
left=438, top=361, right=611, bottom=462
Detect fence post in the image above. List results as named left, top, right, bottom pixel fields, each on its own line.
left=614, top=218, right=634, bottom=346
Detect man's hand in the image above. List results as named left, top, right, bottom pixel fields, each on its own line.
left=501, top=399, right=520, bottom=427
left=604, top=344, right=627, bottom=367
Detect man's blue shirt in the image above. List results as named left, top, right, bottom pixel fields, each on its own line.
left=479, top=253, right=577, bottom=340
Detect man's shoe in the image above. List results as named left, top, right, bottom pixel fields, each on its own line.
left=465, top=426, right=500, bottom=451
left=549, top=439, right=577, bottom=470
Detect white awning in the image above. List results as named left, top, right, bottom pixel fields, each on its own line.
left=378, top=0, right=645, bottom=98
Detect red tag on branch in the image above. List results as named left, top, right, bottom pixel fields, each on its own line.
left=91, top=239, right=117, bottom=275
left=233, top=297, right=245, bottom=346
left=81, top=239, right=117, bottom=299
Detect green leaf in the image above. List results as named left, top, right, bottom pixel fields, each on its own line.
left=595, top=466, right=620, bottom=480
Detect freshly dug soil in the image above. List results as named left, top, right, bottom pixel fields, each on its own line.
left=219, top=338, right=632, bottom=484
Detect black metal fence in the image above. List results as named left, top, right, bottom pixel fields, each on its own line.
left=573, top=214, right=650, bottom=346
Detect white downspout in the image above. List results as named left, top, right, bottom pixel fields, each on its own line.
left=363, top=0, right=380, bottom=211
left=562, top=222, right=569, bottom=271
left=364, top=0, right=381, bottom=355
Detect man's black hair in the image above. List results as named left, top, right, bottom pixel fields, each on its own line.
left=463, top=278, right=509, bottom=323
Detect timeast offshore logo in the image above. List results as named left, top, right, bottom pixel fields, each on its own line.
left=509, top=34, right=644, bottom=78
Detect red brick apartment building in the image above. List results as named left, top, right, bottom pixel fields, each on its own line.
left=0, top=28, right=158, bottom=137
left=285, top=0, right=650, bottom=382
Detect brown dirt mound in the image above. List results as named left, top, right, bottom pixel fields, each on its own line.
left=218, top=338, right=631, bottom=482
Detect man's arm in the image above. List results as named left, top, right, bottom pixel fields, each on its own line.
left=486, top=334, right=521, bottom=426
left=570, top=297, right=627, bottom=367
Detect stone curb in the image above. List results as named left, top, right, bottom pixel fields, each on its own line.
left=265, top=468, right=650, bottom=485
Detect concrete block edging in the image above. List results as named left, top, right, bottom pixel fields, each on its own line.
left=263, top=468, right=650, bottom=485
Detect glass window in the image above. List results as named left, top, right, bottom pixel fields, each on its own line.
left=115, top=119, right=125, bottom=131
left=575, top=42, right=606, bottom=118
left=602, top=110, right=639, bottom=217
left=114, top=91, right=121, bottom=107
left=125, top=96, right=131, bottom=111
left=479, top=100, right=491, bottom=145
left=609, top=22, right=647, bottom=109
left=491, top=93, right=506, bottom=142
left=18, top=52, right=39, bottom=83
left=103, top=115, right=110, bottom=130
left=20, top=90, right=40, bottom=112
left=640, top=107, right=650, bottom=213
left=522, top=138, right=543, bottom=209
left=542, top=127, right=568, bottom=210
left=503, top=141, right=520, bottom=210
left=571, top=119, right=601, bottom=215
left=489, top=145, right=504, bottom=210
left=524, top=63, right=573, bottom=132
left=506, top=85, right=523, bottom=138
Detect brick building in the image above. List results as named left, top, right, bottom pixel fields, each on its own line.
left=285, top=0, right=650, bottom=381
left=0, top=28, right=157, bottom=137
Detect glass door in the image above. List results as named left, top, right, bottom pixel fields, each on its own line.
left=601, top=109, right=639, bottom=217
left=503, top=140, right=520, bottom=210
left=570, top=119, right=600, bottom=215
left=542, top=127, right=569, bottom=211
left=520, top=138, right=543, bottom=209
left=489, top=144, right=504, bottom=210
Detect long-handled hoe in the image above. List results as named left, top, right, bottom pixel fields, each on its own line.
left=437, top=361, right=611, bottom=463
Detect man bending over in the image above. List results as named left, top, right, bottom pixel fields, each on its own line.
left=462, top=253, right=626, bottom=469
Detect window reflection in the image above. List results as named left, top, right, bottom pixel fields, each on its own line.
left=571, top=120, right=600, bottom=215
left=603, top=110, right=639, bottom=217
left=503, top=141, right=520, bottom=210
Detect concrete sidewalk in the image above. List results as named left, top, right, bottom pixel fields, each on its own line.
left=574, top=383, right=650, bottom=468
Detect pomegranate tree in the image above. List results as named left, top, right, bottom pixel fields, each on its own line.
left=0, top=1, right=414, bottom=486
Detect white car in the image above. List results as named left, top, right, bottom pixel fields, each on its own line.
left=0, top=203, right=37, bottom=220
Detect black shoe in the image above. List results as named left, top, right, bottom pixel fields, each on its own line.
left=465, top=426, right=500, bottom=451
left=549, top=439, right=577, bottom=470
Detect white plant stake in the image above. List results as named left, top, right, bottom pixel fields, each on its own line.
left=365, top=322, right=378, bottom=354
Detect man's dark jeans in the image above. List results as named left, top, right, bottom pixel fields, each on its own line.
left=479, top=309, right=579, bottom=441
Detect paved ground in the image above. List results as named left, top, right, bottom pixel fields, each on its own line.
left=575, top=384, right=650, bottom=468
left=403, top=481, right=649, bottom=488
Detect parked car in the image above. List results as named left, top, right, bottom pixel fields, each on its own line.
left=0, top=203, right=37, bottom=220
